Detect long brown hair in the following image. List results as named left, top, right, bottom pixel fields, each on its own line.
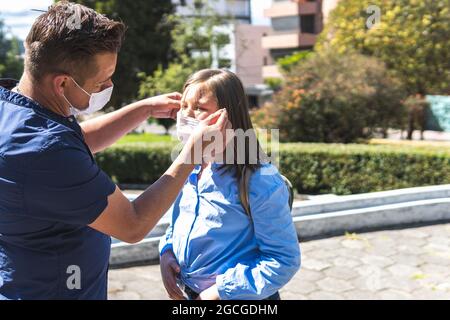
left=183, top=69, right=267, bottom=216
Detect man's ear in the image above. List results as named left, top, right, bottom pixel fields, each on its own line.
left=52, top=74, right=70, bottom=96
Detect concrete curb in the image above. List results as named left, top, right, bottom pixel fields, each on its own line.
left=110, top=184, right=450, bottom=268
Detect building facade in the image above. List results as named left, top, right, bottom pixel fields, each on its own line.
left=262, top=0, right=339, bottom=78
left=173, top=0, right=273, bottom=107
left=173, top=0, right=252, bottom=23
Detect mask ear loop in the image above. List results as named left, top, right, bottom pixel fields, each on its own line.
left=61, top=87, right=79, bottom=116
left=70, top=77, right=91, bottom=98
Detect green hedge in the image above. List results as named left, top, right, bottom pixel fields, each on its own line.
left=95, top=142, right=450, bottom=195
left=95, top=142, right=177, bottom=185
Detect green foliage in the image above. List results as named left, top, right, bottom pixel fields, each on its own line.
left=279, top=143, right=450, bottom=195
left=138, top=0, right=230, bottom=130
left=0, top=19, right=23, bottom=79
left=72, top=0, right=175, bottom=109
left=252, top=50, right=407, bottom=143
left=277, top=50, right=312, bottom=73
left=138, top=1, right=230, bottom=97
left=316, top=0, right=450, bottom=95
left=95, top=142, right=450, bottom=195
left=264, top=77, right=283, bottom=92
left=95, top=142, right=176, bottom=184
left=116, top=133, right=172, bottom=144
left=138, top=56, right=205, bottom=97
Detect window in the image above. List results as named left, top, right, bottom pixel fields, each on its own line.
left=271, top=16, right=301, bottom=32
left=300, top=15, right=315, bottom=33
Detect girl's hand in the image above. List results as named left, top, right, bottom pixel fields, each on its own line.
left=197, top=284, right=220, bottom=300
left=160, top=249, right=185, bottom=300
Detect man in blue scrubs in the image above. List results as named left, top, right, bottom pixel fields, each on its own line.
left=0, top=2, right=228, bottom=300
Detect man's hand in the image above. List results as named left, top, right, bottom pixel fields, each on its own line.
left=160, top=249, right=186, bottom=300
left=142, top=92, right=182, bottom=119
left=197, top=284, right=220, bottom=300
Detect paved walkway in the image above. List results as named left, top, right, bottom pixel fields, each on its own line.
left=108, top=223, right=450, bottom=300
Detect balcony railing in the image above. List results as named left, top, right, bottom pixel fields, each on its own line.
left=262, top=31, right=317, bottom=49
left=176, top=0, right=251, bottom=19
left=265, top=0, right=318, bottom=18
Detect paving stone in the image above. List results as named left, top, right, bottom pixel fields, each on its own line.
left=420, top=263, right=450, bottom=276
left=397, top=230, right=430, bottom=239
left=378, top=289, right=413, bottom=300
left=279, top=291, right=308, bottom=300
left=387, top=264, right=421, bottom=278
left=410, top=288, right=450, bottom=300
left=308, top=291, right=345, bottom=300
left=352, top=275, right=389, bottom=292
left=294, top=268, right=323, bottom=282
left=419, top=252, right=450, bottom=266
left=108, top=223, right=450, bottom=300
left=108, top=280, right=124, bottom=293
left=380, top=276, right=421, bottom=292
left=355, top=265, right=384, bottom=277
left=389, top=253, right=422, bottom=267
left=302, top=258, right=331, bottom=271
left=307, top=248, right=339, bottom=259
left=332, top=257, right=361, bottom=268
left=324, top=266, right=358, bottom=281
left=361, top=254, right=394, bottom=268
left=396, top=244, right=421, bottom=255
left=365, top=246, right=398, bottom=257
left=109, top=291, right=141, bottom=300
left=343, top=290, right=378, bottom=300
left=317, top=277, right=354, bottom=293
left=341, top=239, right=367, bottom=250
left=284, top=280, right=317, bottom=295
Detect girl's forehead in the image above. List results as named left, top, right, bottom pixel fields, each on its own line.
left=182, top=83, right=215, bottom=104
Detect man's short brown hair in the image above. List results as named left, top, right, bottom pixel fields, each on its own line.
left=25, top=1, right=126, bottom=83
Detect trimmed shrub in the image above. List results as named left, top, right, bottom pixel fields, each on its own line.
left=279, top=143, right=450, bottom=195
left=252, top=50, right=407, bottom=143
left=95, top=142, right=177, bottom=184
left=96, top=142, right=450, bottom=195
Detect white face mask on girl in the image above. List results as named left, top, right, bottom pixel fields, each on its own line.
left=63, top=77, right=113, bottom=116
left=176, top=110, right=200, bottom=144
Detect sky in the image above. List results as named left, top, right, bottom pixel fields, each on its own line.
left=0, top=0, right=52, bottom=39
left=0, top=0, right=272, bottom=40
left=251, top=0, right=272, bottom=26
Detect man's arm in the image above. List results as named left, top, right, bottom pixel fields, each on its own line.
left=80, top=93, right=181, bottom=154
left=90, top=159, right=194, bottom=243
left=89, top=109, right=228, bottom=243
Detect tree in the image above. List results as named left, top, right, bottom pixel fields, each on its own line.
left=277, top=50, right=312, bottom=73
left=403, top=94, right=430, bottom=140
left=0, top=19, right=23, bottom=79
left=138, top=0, right=230, bottom=133
left=252, top=50, right=407, bottom=143
left=72, top=0, right=175, bottom=109
left=316, top=0, right=450, bottom=96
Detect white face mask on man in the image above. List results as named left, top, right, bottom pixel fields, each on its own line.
left=176, top=110, right=200, bottom=144
left=63, top=77, right=113, bottom=116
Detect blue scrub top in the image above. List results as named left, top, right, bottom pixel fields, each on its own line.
left=0, top=79, right=116, bottom=300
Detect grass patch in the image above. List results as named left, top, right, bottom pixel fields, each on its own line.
left=116, top=133, right=173, bottom=145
